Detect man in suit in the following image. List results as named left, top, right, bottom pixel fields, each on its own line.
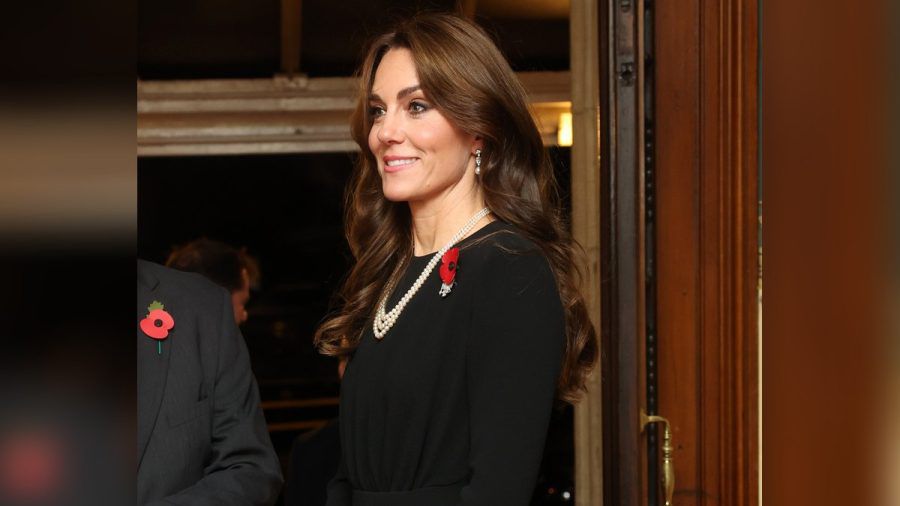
left=137, top=259, right=282, bottom=505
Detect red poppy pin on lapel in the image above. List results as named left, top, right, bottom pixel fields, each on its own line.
left=439, top=247, right=460, bottom=297
left=140, top=300, right=174, bottom=354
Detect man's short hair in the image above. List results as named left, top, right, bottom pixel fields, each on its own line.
left=165, top=238, right=259, bottom=292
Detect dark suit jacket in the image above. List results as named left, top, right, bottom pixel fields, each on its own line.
left=137, top=260, right=282, bottom=505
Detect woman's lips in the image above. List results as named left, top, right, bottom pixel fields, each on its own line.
left=383, top=157, right=419, bottom=173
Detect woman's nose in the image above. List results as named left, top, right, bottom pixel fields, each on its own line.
left=376, top=112, right=404, bottom=144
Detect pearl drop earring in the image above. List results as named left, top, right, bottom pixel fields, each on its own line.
left=475, top=149, right=482, bottom=175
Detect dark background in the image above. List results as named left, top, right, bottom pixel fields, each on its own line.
left=138, top=0, right=570, bottom=79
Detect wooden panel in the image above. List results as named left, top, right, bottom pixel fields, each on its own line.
left=653, top=0, right=758, bottom=504
left=655, top=0, right=702, bottom=502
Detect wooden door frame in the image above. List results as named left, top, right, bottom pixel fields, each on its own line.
left=574, top=0, right=759, bottom=504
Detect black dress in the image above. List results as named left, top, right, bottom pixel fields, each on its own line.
left=327, top=221, right=566, bottom=506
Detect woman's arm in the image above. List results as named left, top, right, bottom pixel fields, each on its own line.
left=459, top=250, right=566, bottom=506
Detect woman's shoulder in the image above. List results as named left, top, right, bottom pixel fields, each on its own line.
left=462, top=221, right=562, bottom=307
left=462, top=220, right=538, bottom=253
left=461, top=221, right=550, bottom=275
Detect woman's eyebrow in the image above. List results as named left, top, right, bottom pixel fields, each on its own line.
left=396, top=85, right=422, bottom=99
left=368, top=85, right=422, bottom=103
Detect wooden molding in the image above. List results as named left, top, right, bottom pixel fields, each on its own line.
left=137, top=72, right=571, bottom=156
left=569, top=0, right=604, bottom=505
left=699, top=0, right=759, bottom=503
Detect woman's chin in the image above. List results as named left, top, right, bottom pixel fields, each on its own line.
left=382, top=180, right=428, bottom=203
left=381, top=187, right=411, bottom=203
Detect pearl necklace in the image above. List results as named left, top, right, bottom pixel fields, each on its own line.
left=373, top=207, right=491, bottom=340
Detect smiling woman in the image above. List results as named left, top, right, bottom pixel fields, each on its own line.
left=367, top=48, right=480, bottom=213
left=313, top=13, right=597, bottom=506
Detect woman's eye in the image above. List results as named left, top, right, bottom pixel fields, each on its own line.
left=409, top=101, right=429, bottom=115
left=369, top=105, right=385, bottom=118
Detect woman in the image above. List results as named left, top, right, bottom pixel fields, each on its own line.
left=315, top=13, right=598, bottom=506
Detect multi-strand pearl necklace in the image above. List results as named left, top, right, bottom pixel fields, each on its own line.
left=372, top=207, right=491, bottom=340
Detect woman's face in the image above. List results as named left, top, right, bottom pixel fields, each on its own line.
left=367, top=48, right=479, bottom=206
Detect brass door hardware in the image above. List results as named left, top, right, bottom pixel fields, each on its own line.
left=640, top=409, right=674, bottom=506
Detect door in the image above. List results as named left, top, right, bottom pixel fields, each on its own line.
left=597, top=0, right=759, bottom=504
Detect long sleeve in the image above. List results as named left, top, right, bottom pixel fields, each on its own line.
left=147, top=291, right=283, bottom=506
left=457, top=250, right=566, bottom=506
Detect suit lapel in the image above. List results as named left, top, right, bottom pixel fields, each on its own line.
left=136, top=261, right=172, bottom=469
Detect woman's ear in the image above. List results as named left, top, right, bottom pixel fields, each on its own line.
left=472, top=136, right=484, bottom=153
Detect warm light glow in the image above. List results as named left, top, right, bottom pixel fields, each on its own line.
left=557, top=111, right=573, bottom=147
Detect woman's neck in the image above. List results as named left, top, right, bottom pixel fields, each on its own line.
left=409, top=194, right=489, bottom=256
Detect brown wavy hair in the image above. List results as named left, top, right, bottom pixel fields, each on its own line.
left=314, top=12, right=598, bottom=403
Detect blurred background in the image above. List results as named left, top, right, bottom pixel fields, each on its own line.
left=0, top=0, right=893, bottom=504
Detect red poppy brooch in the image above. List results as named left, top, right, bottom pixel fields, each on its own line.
left=140, top=300, right=174, bottom=354
left=438, top=247, right=460, bottom=297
